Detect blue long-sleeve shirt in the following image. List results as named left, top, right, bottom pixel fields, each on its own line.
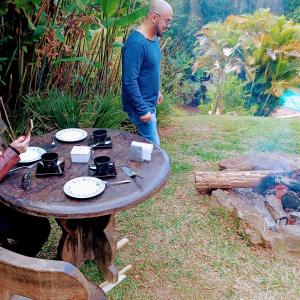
left=122, top=30, right=162, bottom=117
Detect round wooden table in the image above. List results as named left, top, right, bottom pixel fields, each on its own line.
left=0, top=129, right=170, bottom=283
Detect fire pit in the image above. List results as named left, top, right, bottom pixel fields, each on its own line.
left=195, top=153, right=300, bottom=257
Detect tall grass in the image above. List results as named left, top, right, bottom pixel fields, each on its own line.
left=23, top=89, right=127, bottom=134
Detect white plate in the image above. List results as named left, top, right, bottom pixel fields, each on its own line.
left=19, top=147, right=46, bottom=163
left=55, top=128, right=87, bottom=143
left=64, top=176, right=105, bottom=199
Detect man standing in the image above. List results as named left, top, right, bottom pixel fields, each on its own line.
left=122, top=0, right=173, bottom=146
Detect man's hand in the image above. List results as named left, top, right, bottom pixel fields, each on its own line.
left=157, top=91, right=163, bottom=105
left=10, top=134, right=30, bottom=154
left=140, top=112, right=152, bottom=122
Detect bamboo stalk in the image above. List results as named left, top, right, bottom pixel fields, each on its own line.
left=0, top=97, right=15, bottom=140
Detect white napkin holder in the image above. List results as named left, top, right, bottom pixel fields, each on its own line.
left=130, top=141, right=153, bottom=162
left=71, top=146, right=91, bottom=163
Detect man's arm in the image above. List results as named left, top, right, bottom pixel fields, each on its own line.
left=122, top=42, right=150, bottom=118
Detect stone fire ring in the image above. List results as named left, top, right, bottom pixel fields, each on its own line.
left=212, top=153, right=300, bottom=257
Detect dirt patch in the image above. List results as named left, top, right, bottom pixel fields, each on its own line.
left=159, top=125, right=179, bottom=136
left=181, top=104, right=201, bottom=114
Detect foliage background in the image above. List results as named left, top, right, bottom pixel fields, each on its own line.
left=0, top=0, right=147, bottom=136
left=0, top=0, right=299, bottom=136
left=163, top=0, right=300, bottom=115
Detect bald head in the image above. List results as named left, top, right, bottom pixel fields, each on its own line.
left=139, top=0, right=173, bottom=38
left=149, top=0, right=173, bottom=15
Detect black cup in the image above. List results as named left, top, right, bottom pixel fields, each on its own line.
left=94, top=156, right=111, bottom=176
left=93, top=129, right=107, bottom=143
left=41, top=152, right=58, bottom=172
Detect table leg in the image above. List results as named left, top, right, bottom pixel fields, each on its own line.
left=56, top=214, right=118, bottom=283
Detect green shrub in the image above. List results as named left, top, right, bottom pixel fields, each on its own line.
left=162, top=53, right=195, bottom=105
left=198, top=102, right=213, bottom=114
left=207, top=74, right=252, bottom=114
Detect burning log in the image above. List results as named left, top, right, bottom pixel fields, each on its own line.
left=195, top=170, right=278, bottom=194
left=264, top=195, right=288, bottom=227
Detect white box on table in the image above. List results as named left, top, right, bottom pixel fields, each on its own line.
left=130, top=141, right=153, bottom=162
left=70, top=146, right=91, bottom=163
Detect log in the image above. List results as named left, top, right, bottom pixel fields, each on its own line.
left=195, top=170, right=278, bottom=193
left=264, top=195, right=288, bottom=227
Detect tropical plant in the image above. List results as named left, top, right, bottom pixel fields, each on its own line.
left=194, top=10, right=300, bottom=115
left=194, top=23, right=246, bottom=113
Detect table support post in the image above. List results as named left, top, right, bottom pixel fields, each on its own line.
left=56, top=214, right=118, bottom=283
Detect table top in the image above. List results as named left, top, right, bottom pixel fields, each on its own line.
left=0, top=129, right=170, bottom=219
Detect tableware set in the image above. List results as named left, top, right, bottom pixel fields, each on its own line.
left=35, top=159, right=65, bottom=177
left=19, top=147, right=46, bottom=164
left=88, top=129, right=112, bottom=149
left=14, top=128, right=141, bottom=199
left=55, top=128, right=87, bottom=143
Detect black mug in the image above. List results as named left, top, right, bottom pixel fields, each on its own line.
left=41, top=152, right=58, bottom=172
left=94, top=156, right=111, bottom=176
left=93, top=129, right=107, bottom=143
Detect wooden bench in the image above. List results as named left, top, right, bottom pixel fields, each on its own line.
left=0, top=247, right=107, bottom=300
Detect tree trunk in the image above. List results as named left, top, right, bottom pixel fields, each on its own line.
left=190, top=0, right=200, bottom=20
left=218, top=93, right=223, bottom=114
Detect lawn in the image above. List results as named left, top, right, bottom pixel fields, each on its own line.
left=40, top=110, right=300, bottom=299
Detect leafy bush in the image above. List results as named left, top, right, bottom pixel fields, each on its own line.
left=162, top=53, right=196, bottom=105
left=161, top=1, right=199, bottom=105
left=198, top=102, right=213, bottom=114
left=207, top=74, right=250, bottom=114
left=284, top=0, right=300, bottom=22
left=288, top=7, right=300, bottom=22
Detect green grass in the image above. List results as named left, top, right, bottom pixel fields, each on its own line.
left=41, top=112, right=300, bottom=299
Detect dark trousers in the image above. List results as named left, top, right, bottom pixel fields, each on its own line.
left=0, top=203, right=50, bottom=257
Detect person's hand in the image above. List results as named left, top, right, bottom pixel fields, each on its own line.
left=157, top=91, right=163, bottom=105
left=10, top=134, right=30, bottom=154
left=140, top=112, right=152, bottom=122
